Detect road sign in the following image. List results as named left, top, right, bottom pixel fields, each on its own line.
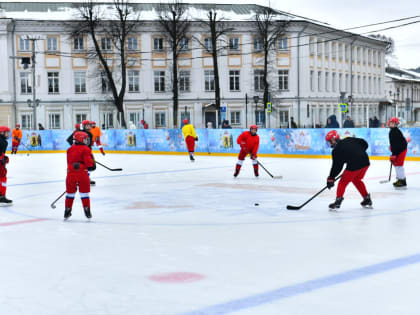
left=267, top=102, right=272, bottom=113
left=221, top=106, right=227, bottom=113
left=339, top=103, right=348, bottom=113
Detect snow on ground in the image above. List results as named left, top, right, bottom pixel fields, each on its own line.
left=1, top=153, right=420, bottom=315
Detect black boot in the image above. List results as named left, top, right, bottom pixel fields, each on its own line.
left=64, top=207, right=72, bottom=220
left=361, top=194, right=373, bottom=208
left=189, top=154, right=195, bottom=162
left=329, top=197, right=344, bottom=210
left=84, top=206, right=92, bottom=219
left=90, top=180, right=96, bottom=186
left=393, top=178, right=407, bottom=188
left=0, top=195, right=13, bottom=205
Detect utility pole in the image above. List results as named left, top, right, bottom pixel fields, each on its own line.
left=29, top=37, right=40, bottom=130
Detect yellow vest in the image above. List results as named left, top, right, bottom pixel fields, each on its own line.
left=182, top=124, right=197, bottom=139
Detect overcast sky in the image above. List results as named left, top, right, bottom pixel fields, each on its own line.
left=8, top=0, right=420, bottom=68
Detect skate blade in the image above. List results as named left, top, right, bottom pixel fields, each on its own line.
left=328, top=208, right=339, bottom=212
left=362, top=206, right=373, bottom=209
left=0, top=203, right=13, bottom=207
left=394, top=186, right=407, bottom=190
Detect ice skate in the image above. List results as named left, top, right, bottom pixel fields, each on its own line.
left=0, top=195, right=13, bottom=206
left=393, top=178, right=407, bottom=189
left=84, top=206, right=92, bottom=219
left=329, top=197, right=343, bottom=211
left=64, top=207, right=72, bottom=220
left=360, top=193, right=373, bottom=209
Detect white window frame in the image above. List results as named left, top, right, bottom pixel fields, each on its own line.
left=128, top=70, right=140, bottom=92
left=278, top=37, right=288, bottom=51
left=229, top=37, right=240, bottom=51
left=153, top=37, right=164, bottom=51
left=48, top=113, right=61, bottom=129
left=229, top=70, right=240, bottom=91
left=75, top=113, right=88, bottom=124
left=47, top=36, right=58, bottom=52
left=101, top=37, right=112, bottom=51
left=74, top=72, right=87, bottom=94
left=254, top=37, right=263, bottom=52
left=278, top=70, right=289, bottom=91
left=127, top=37, right=139, bottom=51
left=179, top=37, right=189, bottom=51
left=254, top=69, right=264, bottom=91
left=19, top=37, right=30, bottom=51
left=154, top=71, right=165, bottom=93
left=20, top=72, right=32, bottom=94
left=47, top=72, right=59, bottom=94
left=179, top=70, right=190, bottom=92
left=73, top=36, right=84, bottom=51
left=230, top=111, right=241, bottom=125
left=204, top=38, right=213, bottom=52
left=155, top=111, right=167, bottom=128
left=21, top=113, right=32, bottom=130
left=204, top=70, right=215, bottom=92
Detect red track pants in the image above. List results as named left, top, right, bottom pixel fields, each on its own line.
left=337, top=166, right=369, bottom=198
left=185, top=136, right=195, bottom=152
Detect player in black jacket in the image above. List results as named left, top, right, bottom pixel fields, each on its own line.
left=325, top=130, right=372, bottom=210
left=388, top=117, right=407, bottom=188
left=0, top=126, right=12, bottom=205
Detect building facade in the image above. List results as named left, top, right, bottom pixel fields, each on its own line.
left=0, top=3, right=388, bottom=129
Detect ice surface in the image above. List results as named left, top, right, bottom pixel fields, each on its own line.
left=1, top=153, right=420, bottom=315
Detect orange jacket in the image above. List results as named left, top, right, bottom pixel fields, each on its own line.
left=90, top=126, right=101, bottom=143
left=12, top=129, right=22, bottom=142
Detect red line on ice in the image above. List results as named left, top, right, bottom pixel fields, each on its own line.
left=148, top=272, right=205, bottom=283
left=0, top=218, right=46, bottom=227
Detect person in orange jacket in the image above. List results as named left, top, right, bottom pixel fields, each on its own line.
left=182, top=119, right=198, bottom=162
left=90, top=121, right=105, bottom=155
left=234, top=125, right=260, bottom=177
left=11, top=124, right=22, bottom=155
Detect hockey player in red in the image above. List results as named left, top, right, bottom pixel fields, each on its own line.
left=0, top=126, right=12, bottom=205
left=325, top=130, right=372, bottom=210
left=65, top=131, right=96, bottom=220
left=388, top=117, right=408, bottom=188
left=234, top=125, right=260, bottom=177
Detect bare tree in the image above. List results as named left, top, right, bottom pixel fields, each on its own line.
left=157, top=1, right=191, bottom=127
left=70, top=0, right=140, bottom=128
left=197, top=9, right=233, bottom=125
left=254, top=7, right=289, bottom=124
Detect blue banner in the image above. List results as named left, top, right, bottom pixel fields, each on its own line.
left=8, top=128, right=420, bottom=158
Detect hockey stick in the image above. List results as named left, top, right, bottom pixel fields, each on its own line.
left=50, top=191, right=66, bottom=209
left=96, top=161, right=123, bottom=172
left=20, top=143, right=31, bottom=156
left=379, top=162, right=392, bottom=184
left=286, top=175, right=342, bottom=210
left=257, top=160, right=283, bottom=179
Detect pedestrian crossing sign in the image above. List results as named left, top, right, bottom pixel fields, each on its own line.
left=339, top=103, right=348, bottom=113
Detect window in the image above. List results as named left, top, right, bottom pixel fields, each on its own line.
left=339, top=73, right=343, bottom=91
left=229, top=70, right=240, bottom=91
left=179, top=38, right=189, bottom=51
left=373, top=77, right=377, bottom=94
left=318, top=71, right=322, bottom=92
left=74, top=36, right=84, bottom=51
left=368, top=77, right=372, bottom=94
left=101, top=37, right=112, bottom=51
left=309, top=37, right=315, bottom=55
left=278, top=37, right=288, bottom=51
left=230, top=111, right=241, bottom=125
left=47, top=36, right=58, bottom=52
left=129, top=112, right=142, bottom=127
left=345, top=45, right=349, bottom=61
left=254, top=70, right=264, bottom=91
left=21, top=114, right=32, bottom=129
left=19, top=37, right=30, bottom=51
left=363, top=76, right=366, bottom=94
left=20, top=72, right=32, bottom=94
left=332, top=42, right=336, bottom=59
left=75, top=113, right=87, bottom=124
left=155, top=112, right=166, bottom=128
left=345, top=74, right=349, bottom=92
left=278, top=70, right=289, bottom=91
left=317, top=39, right=322, bottom=56
left=74, top=72, right=86, bottom=93
left=325, top=72, right=329, bottom=92
left=102, top=112, right=114, bottom=129
left=179, top=70, right=190, bottom=92
left=279, top=110, right=289, bottom=128
left=229, top=37, right=240, bottom=51
left=378, top=52, right=382, bottom=66
left=48, top=113, right=61, bottom=129
left=332, top=73, right=337, bottom=92
left=338, top=43, right=342, bottom=60
left=357, top=75, right=361, bottom=93
left=204, top=38, right=213, bottom=52
left=204, top=70, right=215, bottom=91
left=255, top=111, right=265, bottom=126
left=357, top=47, right=361, bottom=63
left=153, top=37, right=164, bottom=51
left=378, top=78, right=381, bottom=94
left=48, top=72, right=59, bottom=93
left=127, top=37, right=138, bottom=51
left=101, top=72, right=112, bottom=93
left=254, top=37, right=263, bottom=52
left=154, top=71, right=165, bottom=92
left=128, top=70, right=140, bottom=92
left=310, top=70, right=314, bottom=92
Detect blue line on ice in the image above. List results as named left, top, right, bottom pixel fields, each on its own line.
left=182, top=252, right=420, bottom=315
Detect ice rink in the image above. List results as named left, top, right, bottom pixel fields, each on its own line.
left=1, top=152, right=420, bottom=315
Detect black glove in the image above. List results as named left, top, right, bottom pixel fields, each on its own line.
left=88, top=163, right=96, bottom=171
left=73, top=162, right=80, bottom=170
left=0, top=155, right=9, bottom=165
left=195, top=137, right=198, bottom=142
left=327, top=177, right=335, bottom=189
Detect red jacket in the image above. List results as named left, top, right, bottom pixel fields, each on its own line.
left=237, top=131, right=259, bottom=156
left=67, top=144, right=95, bottom=172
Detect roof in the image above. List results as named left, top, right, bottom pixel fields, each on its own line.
left=386, top=66, right=420, bottom=83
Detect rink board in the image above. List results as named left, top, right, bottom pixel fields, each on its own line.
left=9, top=128, right=420, bottom=159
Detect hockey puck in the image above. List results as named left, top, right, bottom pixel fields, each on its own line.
left=254, top=203, right=259, bottom=206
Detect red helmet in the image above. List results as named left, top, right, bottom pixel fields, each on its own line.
left=0, top=126, right=10, bottom=133
left=183, top=119, right=189, bottom=124
left=73, top=131, right=88, bottom=144
left=388, top=117, right=399, bottom=126
left=250, top=124, right=258, bottom=130
left=325, top=130, right=340, bottom=142
left=16, top=124, right=21, bottom=128
left=75, top=123, right=80, bottom=129
left=82, top=120, right=91, bottom=126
